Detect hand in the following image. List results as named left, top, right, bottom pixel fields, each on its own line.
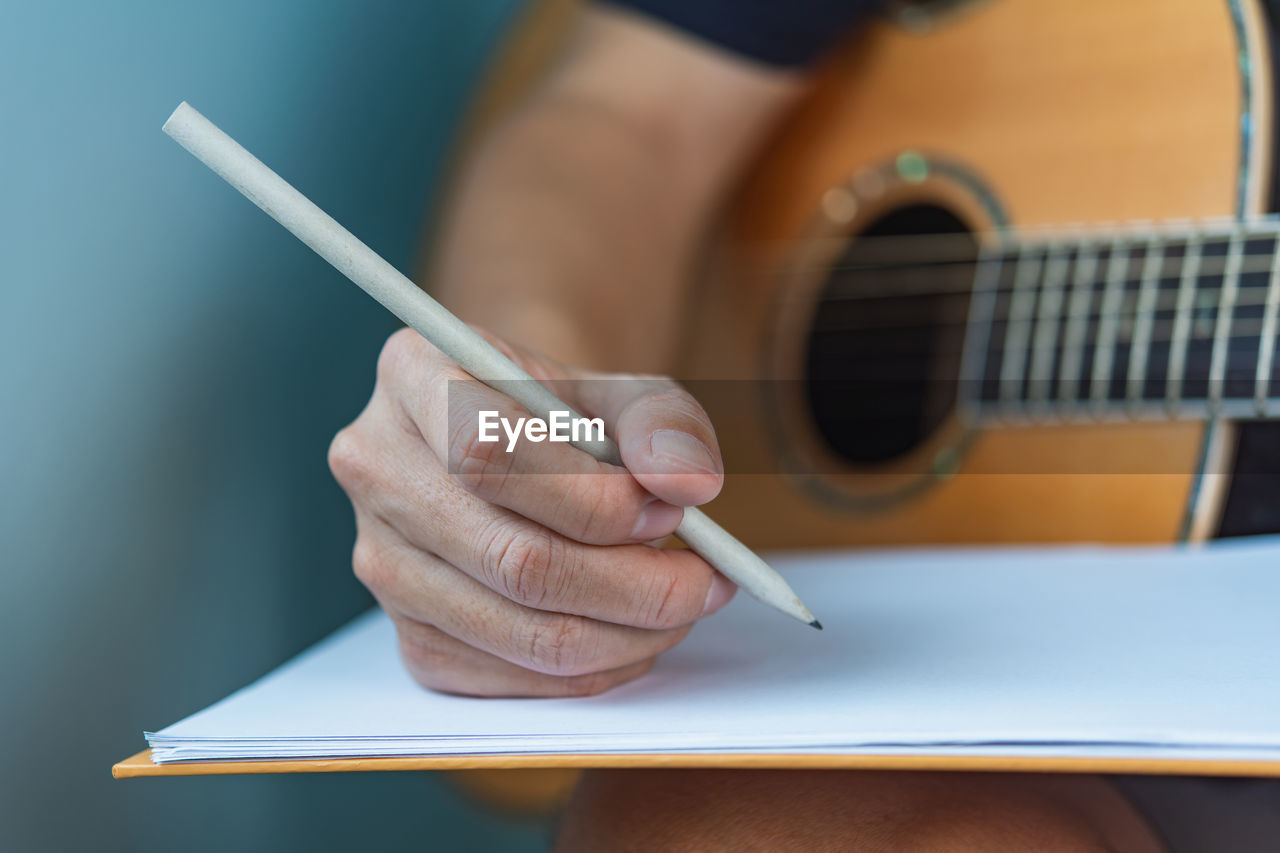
left=328, top=328, right=736, bottom=697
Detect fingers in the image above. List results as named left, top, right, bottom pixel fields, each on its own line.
left=392, top=616, right=658, bottom=698
left=571, top=374, right=724, bottom=508
left=355, top=518, right=693, bottom=676
left=378, top=327, right=686, bottom=546
left=348, top=433, right=727, bottom=629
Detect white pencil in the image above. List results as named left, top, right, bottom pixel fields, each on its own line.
left=162, top=101, right=819, bottom=629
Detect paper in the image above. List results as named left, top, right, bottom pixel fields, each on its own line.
left=147, top=538, right=1280, bottom=763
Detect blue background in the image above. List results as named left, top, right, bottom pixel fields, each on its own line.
left=0, top=1, right=552, bottom=849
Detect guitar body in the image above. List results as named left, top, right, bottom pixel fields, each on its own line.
left=681, top=0, right=1276, bottom=549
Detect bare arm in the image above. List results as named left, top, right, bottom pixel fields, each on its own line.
left=434, top=5, right=803, bottom=371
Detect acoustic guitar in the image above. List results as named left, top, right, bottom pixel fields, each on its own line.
left=678, top=0, right=1280, bottom=550
left=444, top=0, right=1280, bottom=811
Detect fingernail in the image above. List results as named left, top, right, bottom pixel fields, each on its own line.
left=650, top=430, right=718, bottom=475
left=630, top=500, right=684, bottom=542
left=700, top=571, right=737, bottom=617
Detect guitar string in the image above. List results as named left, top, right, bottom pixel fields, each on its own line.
left=765, top=254, right=1280, bottom=302
left=805, top=289, right=1279, bottom=334
left=791, top=275, right=1280, bottom=310
left=737, top=228, right=1280, bottom=267
left=740, top=226, right=1278, bottom=273
left=787, top=332, right=1275, bottom=401
left=772, top=257, right=1280, bottom=336
left=758, top=247, right=1275, bottom=276
left=790, top=297, right=1280, bottom=389
left=803, top=318, right=1280, bottom=350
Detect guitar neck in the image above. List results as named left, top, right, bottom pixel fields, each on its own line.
left=960, top=220, right=1280, bottom=423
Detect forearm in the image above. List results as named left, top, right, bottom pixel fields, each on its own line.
left=432, top=7, right=802, bottom=371
left=434, top=94, right=695, bottom=370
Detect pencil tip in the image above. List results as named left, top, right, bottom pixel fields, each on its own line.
left=809, top=619, right=823, bottom=631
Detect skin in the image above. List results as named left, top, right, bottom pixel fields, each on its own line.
left=330, top=5, right=1167, bottom=849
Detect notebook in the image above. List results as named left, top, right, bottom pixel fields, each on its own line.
left=130, top=537, right=1280, bottom=773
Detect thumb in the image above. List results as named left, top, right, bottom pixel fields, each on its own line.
left=573, top=375, right=724, bottom=509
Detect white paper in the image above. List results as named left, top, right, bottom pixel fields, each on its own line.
left=147, top=538, right=1280, bottom=763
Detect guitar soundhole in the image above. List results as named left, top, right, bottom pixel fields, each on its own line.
left=804, top=205, right=977, bottom=465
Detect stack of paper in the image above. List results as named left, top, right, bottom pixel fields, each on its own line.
left=147, top=538, right=1280, bottom=764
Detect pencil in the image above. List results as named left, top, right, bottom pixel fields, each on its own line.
left=162, top=101, right=819, bottom=629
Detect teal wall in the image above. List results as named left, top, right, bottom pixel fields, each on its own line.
left=0, top=1, right=552, bottom=850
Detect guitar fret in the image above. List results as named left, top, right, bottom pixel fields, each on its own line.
left=1257, top=244, right=1280, bottom=414
left=1058, top=244, right=1099, bottom=405
left=1166, top=236, right=1202, bottom=413
left=1207, top=233, right=1244, bottom=406
left=956, top=218, right=1280, bottom=424
left=957, top=246, right=1005, bottom=418
left=1091, top=241, right=1130, bottom=411
left=999, top=245, right=1042, bottom=406
left=1126, top=237, right=1164, bottom=409
left=1028, top=245, right=1071, bottom=406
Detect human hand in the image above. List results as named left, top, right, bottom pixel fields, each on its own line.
left=329, top=328, right=736, bottom=697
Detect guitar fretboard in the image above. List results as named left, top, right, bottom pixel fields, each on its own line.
left=959, top=221, right=1280, bottom=423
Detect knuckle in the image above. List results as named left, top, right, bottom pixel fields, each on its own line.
left=625, top=386, right=718, bottom=444
left=446, top=409, right=514, bottom=499
left=351, top=538, right=393, bottom=594
left=482, top=525, right=563, bottom=609
left=375, top=328, right=423, bottom=386
left=638, top=386, right=702, bottom=418
left=521, top=615, right=592, bottom=676
left=327, top=427, right=372, bottom=494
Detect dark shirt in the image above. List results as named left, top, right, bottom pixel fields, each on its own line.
left=599, top=0, right=879, bottom=67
